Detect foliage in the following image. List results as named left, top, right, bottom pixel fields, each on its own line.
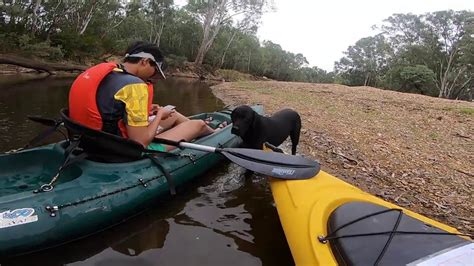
left=0, top=0, right=328, bottom=84
left=165, top=54, right=188, bottom=68
left=216, top=69, right=255, bottom=81
left=336, top=10, right=474, bottom=100
left=399, top=65, right=436, bottom=95
left=185, top=0, right=269, bottom=65
left=0, top=1, right=471, bottom=99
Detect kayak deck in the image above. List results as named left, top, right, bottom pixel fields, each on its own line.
left=269, top=170, right=471, bottom=265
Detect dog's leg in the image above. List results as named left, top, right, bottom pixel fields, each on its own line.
left=290, top=121, right=301, bottom=155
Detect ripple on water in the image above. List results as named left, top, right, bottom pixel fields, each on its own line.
left=175, top=163, right=254, bottom=243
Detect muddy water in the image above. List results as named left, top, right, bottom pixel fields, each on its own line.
left=0, top=76, right=293, bottom=265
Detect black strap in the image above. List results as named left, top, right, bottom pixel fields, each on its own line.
left=59, top=152, right=88, bottom=173
left=35, top=137, right=86, bottom=193
left=22, top=121, right=63, bottom=149
left=146, top=154, right=176, bottom=195
left=62, top=138, right=85, bottom=166
left=101, top=119, right=121, bottom=136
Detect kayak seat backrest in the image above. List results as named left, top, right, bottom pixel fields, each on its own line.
left=60, top=108, right=144, bottom=163
left=327, top=202, right=468, bottom=266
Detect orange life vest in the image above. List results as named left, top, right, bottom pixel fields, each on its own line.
left=69, top=63, right=154, bottom=137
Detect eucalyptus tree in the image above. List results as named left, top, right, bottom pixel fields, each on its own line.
left=141, top=0, right=174, bottom=46
left=335, top=34, right=392, bottom=87
left=159, top=8, right=202, bottom=61
left=381, top=10, right=473, bottom=99
left=425, top=10, right=473, bottom=98
left=185, top=0, right=269, bottom=65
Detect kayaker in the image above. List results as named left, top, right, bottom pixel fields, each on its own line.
left=69, top=41, right=221, bottom=151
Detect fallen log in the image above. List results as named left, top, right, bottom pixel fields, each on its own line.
left=0, top=54, right=87, bottom=74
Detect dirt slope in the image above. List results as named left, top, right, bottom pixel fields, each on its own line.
left=212, top=81, right=473, bottom=234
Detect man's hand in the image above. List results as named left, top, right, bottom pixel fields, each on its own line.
left=157, top=107, right=175, bottom=120
left=150, top=104, right=160, bottom=115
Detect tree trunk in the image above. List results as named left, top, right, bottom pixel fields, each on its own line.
left=438, top=48, right=457, bottom=98
left=364, top=73, right=370, bottom=86
left=46, top=0, right=63, bottom=39
left=78, top=1, right=98, bottom=35
left=194, top=0, right=227, bottom=66
left=0, top=54, right=87, bottom=74
left=154, top=18, right=165, bottom=48
left=247, top=50, right=251, bottom=72
left=219, top=30, right=237, bottom=68
left=30, top=0, right=42, bottom=34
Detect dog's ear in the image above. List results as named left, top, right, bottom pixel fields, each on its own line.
left=250, top=109, right=257, bottom=127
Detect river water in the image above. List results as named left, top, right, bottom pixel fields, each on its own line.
left=0, top=76, right=293, bottom=265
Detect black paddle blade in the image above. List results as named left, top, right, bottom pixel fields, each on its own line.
left=221, top=148, right=320, bottom=179
left=27, top=116, right=59, bottom=127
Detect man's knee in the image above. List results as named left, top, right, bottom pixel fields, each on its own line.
left=193, top=119, right=207, bottom=128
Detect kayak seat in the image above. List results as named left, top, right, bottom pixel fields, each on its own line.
left=327, top=201, right=468, bottom=266
left=60, top=109, right=177, bottom=195
left=60, top=109, right=146, bottom=163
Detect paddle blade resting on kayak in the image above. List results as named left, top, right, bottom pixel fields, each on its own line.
left=221, top=148, right=320, bottom=179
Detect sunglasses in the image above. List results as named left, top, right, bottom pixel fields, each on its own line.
left=148, top=59, right=166, bottom=79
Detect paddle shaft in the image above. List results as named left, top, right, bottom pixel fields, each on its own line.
left=154, top=138, right=218, bottom=153
left=178, top=141, right=218, bottom=153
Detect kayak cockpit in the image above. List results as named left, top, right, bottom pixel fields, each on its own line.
left=0, top=147, right=82, bottom=197
left=326, top=202, right=469, bottom=265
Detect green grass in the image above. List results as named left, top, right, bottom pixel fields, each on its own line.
left=442, top=106, right=474, bottom=115
left=235, top=81, right=261, bottom=90
left=429, top=132, right=439, bottom=140
left=217, top=69, right=254, bottom=82
left=459, top=107, right=474, bottom=115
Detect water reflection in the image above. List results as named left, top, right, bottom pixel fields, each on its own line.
left=172, top=164, right=293, bottom=266
left=154, top=78, right=223, bottom=116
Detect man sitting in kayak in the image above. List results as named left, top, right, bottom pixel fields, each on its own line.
left=69, top=41, right=220, bottom=151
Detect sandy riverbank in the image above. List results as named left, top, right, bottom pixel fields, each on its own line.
left=212, top=81, right=473, bottom=234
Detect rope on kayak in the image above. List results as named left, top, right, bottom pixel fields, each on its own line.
left=320, top=231, right=473, bottom=241
left=321, top=208, right=402, bottom=239
left=45, top=172, right=171, bottom=217
left=317, top=208, right=473, bottom=265
left=374, top=209, right=403, bottom=265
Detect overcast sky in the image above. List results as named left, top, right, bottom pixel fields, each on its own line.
left=257, top=0, right=474, bottom=71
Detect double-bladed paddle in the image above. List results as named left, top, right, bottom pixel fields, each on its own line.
left=25, top=116, right=320, bottom=179
left=154, top=138, right=320, bottom=179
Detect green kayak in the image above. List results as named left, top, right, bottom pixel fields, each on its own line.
left=0, top=106, right=262, bottom=257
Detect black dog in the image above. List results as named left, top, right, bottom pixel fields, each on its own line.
left=231, top=105, right=301, bottom=155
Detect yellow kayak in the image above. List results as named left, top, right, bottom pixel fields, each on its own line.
left=269, top=166, right=472, bottom=265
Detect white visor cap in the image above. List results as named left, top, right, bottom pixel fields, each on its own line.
left=125, top=51, right=166, bottom=79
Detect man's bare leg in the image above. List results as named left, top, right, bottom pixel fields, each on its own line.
left=156, top=120, right=215, bottom=151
